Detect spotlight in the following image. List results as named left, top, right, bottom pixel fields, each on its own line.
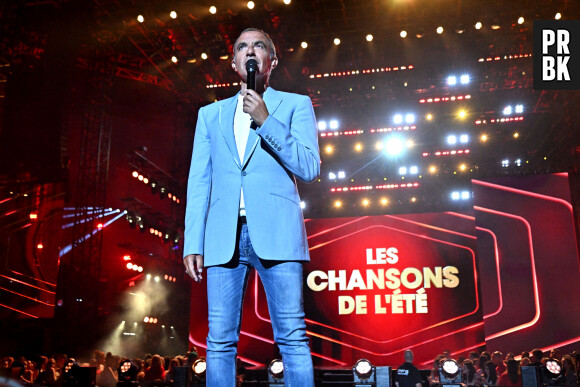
left=399, top=167, right=408, bottom=175
left=329, top=119, right=339, bottom=130
left=170, top=11, right=177, bottom=19
left=480, top=134, right=488, bottom=142
left=337, top=171, right=346, bottom=179
left=300, top=201, right=306, bottom=209
left=209, top=6, right=217, bottom=14
left=353, top=359, right=375, bottom=384
left=380, top=197, right=389, bottom=206
left=301, top=41, right=308, bottom=49
left=268, top=359, right=284, bottom=384
left=461, top=191, right=471, bottom=200
left=137, top=15, right=144, bottom=23
left=325, top=145, right=333, bottom=154
left=400, top=30, right=407, bottom=38
left=436, top=26, right=444, bottom=34
left=393, top=114, right=403, bottom=124
left=447, top=135, right=457, bottom=145
left=542, top=359, right=563, bottom=384
left=317, top=120, right=327, bottom=130
left=439, top=359, right=462, bottom=384
left=366, top=34, right=373, bottom=42
left=328, top=172, right=337, bottom=180
left=201, top=53, right=208, bottom=60
left=555, top=12, right=561, bottom=20
left=517, top=16, right=524, bottom=24
left=118, top=359, right=139, bottom=384
left=405, top=113, right=415, bottom=124
left=193, top=358, right=207, bottom=379
left=383, top=136, right=405, bottom=156
left=459, top=134, right=469, bottom=143
left=334, top=38, right=341, bottom=46
left=409, top=166, right=419, bottom=174
left=503, top=105, right=513, bottom=115
left=475, top=22, right=482, bottom=30
left=457, top=110, right=467, bottom=119
left=247, top=1, right=255, bottom=9
left=429, top=165, right=437, bottom=174
left=171, top=56, right=178, bottom=63
left=426, top=113, right=433, bottom=121
left=515, top=104, right=524, bottom=113
left=447, top=75, right=457, bottom=86
left=460, top=74, right=470, bottom=84
left=361, top=199, right=370, bottom=207
left=283, top=0, right=291, bottom=4
left=334, top=200, right=342, bottom=208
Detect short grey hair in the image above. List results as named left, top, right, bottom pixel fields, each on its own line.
left=234, top=28, right=277, bottom=59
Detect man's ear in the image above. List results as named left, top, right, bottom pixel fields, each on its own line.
left=270, top=57, right=278, bottom=71
left=232, top=61, right=236, bottom=71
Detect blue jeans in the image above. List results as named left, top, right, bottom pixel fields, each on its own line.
left=206, top=223, right=314, bottom=387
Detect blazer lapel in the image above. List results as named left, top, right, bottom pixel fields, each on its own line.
left=219, top=94, right=242, bottom=168
left=241, top=87, right=282, bottom=169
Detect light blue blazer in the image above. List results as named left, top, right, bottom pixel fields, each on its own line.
left=183, top=87, right=321, bottom=267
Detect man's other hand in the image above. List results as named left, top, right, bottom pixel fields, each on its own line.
left=184, top=254, right=204, bottom=282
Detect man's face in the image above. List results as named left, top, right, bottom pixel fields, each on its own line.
left=232, top=30, right=277, bottom=84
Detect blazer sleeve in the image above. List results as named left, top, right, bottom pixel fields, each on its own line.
left=183, top=106, right=212, bottom=258
left=256, top=95, right=320, bottom=183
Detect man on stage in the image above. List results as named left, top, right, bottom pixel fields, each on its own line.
left=183, top=28, right=320, bottom=386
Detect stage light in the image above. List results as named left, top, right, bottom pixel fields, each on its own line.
left=118, top=360, right=138, bottom=383
left=325, top=145, right=333, bottom=154
left=329, top=172, right=337, bottom=180
left=384, top=137, right=405, bottom=156
left=515, top=158, right=522, bottom=166
left=517, top=16, right=524, bottom=24
left=409, top=166, right=419, bottom=174
left=393, top=114, right=403, bottom=124
left=514, top=132, right=520, bottom=139
left=171, top=56, right=178, bottom=63
left=155, top=276, right=160, bottom=282
left=353, top=359, right=375, bottom=382
left=491, top=24, right=501, bottom=30
left=37, top=243, right=44, bottom=249
left=457, top=109, right=467, bottom=119
left=301, top=41, right=308, bottom=49
left=318, top=120, right=327, bottom=130
left=380, top=197, right=389, bottom=206
left=300, top=201, right=306, bottom=209
left=429, top=165, right=437, bottom=174
left=375, top=141, right=384, bottom=151
left=247, top=1, right=255, bottom=9
left=334, top=38, right=341, bottom=46
left=460, top=74, right=470, bottom=84
left=400, top=30, right=407, bottom=38
left=137, top=174, right=144, bottom=181
left=170, top=11, right=177, bottom=19
left=209, top=6, right=217, bottom=14
left=480, top=134, right=488, bottom=142
left=337, top=171, right=346, bottom=179
left=354, top=143, right=363, bottom=152
left=436, top=26, right=444, bottom=34
left=193, top=358, right=207, bottom=378
left=366, top=34, right=373, bottom=42
left=201, top=53, right=208, bottom=60
left=426, top=113, right=433, bottom=121
left=502, top=159, right=510, bottom=167
left=329, top=119, right=339, bottom=130
left=460, top=134, right=469, bottom=143
left=268, top=359, right=284, bottom=383
left=144, top=316, right=149, bottom=323
left=475, top=21, right=482, bottom=29
left=555, top=12, right=561, bottom=20
left=459, top=163, right=467, bottom=171
left=461, top=191, right=471, bottom=200
left=137, top=15, right=144, bottom=23
left=439, top=359, right=462, bottom=384
left=29, top=212, right=38, bottom=220
left=405, top=113, right=415, bottom=124
left=503, top=105, right=513, bottom=115
left=515, top=104, right=524, bottom=113
left=126, top=262, right=133, bottom=270
left=334, top=200, right=342, bottom=208
left=544, top=359, right=562, bottom=382
left=146, top=274, right=152, bottom=280
left=447, top=75, right=457, bottom=86
left=399, top=167, right=407, bottom=175
left=283, top=0, right=291, bottom=4
left=447, top=135, right=457, bottom=145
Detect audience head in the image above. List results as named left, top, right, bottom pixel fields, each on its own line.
left=404, top=350, right=414, bottom=363
left=531, top=349, right=543, bottom=362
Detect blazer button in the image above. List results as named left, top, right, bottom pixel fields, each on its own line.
left=277, top=147, right=282, bottom=151
left=242, top=171, right=247, bottom=176
left=265, top=134, right=270, bottom=139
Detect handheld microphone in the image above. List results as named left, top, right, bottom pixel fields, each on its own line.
left=245, top=59, right=258, bottom=91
